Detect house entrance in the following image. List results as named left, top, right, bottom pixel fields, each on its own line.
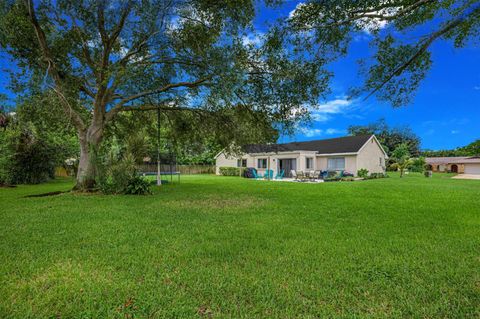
left=278, top=159, right=297, bottom=177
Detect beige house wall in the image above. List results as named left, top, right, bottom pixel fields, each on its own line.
left=215, top=152, right=239, bottom=175
left=356, top=137, right=386, bottom=174
left=215, top=136, right=386, bottom=176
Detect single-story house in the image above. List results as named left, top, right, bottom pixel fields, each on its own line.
left=215, top=134, right=388, bottom=177
left=425, top=156, right=480, bottom=174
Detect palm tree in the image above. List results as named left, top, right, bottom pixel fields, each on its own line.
left=391, top=144, right=412, bottom=178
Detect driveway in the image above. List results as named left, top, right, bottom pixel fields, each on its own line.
left=452, top=174, right=480, bottom=180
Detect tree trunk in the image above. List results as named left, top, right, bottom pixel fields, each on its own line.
left=74, top=125, right=104, bottom=191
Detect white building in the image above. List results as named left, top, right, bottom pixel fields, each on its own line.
left=215, top=135, right=387, bottom=177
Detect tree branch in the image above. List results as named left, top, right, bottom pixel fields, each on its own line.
left=365, top=3, right=480, bottom=100
left=105, top=76, right=213, bottom=121
left=25, top=0, right=85, bottom=131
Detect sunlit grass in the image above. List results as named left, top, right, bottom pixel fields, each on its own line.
left=1, top=173, right=479, bottom=318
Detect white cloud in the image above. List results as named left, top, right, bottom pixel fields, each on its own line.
left=451, top=130, right=460, bottom=134
left=288, top=2, right=307, bottom=19
left=242, top=32, right=264, bottom=47
left=325, top=128, right=346, bottom=135
left=310, top=98, right=355, bottom=122
left=299, top=127, right=346, bottom=137
left=474, top=86, right=480, bottom=90
left=300, top=127, right=323, bottom=137
left=289, top=1, right=394, bottom=35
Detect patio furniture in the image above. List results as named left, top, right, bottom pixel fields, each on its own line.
left=290, top=170, right=298, bottom=181
left=297, top=170, right=307, bottom=182
left=275, top=169, right=285, bottom=180
left=313, top=170, right=321, bottom=180
left=252, top=170, right=263, bottom=180
left=265, top=169, right=274, bottom=179
left=307, top=170, right=317, bottom=181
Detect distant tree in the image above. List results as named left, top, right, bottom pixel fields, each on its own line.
left=421, top=139, right=480, bottom=157
left=348, top=118, right=420, bottom=157
left=0, top=1, right=329, bottom=191
left=461, top=139, right=480, bottom=156
left=391, top=143, right=412, bottom=178
left=409, top=157, right=426, bottom=173
left=286, top=0, right=480, bottom=106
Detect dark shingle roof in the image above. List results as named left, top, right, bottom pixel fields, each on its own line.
left=243, top=135, right=373, bottom=154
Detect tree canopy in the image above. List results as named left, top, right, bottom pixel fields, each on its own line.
left=286, top=0, right=480, bottom=106
left=422, top=139, right=480, bottom=157
left=0, top=0, right=330, bottom=189
left=348, top=118, right=421, bottom=156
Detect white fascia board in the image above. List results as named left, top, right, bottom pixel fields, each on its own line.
left=315, top=152, right=358, bottom=157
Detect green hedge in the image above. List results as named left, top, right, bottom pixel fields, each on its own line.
left=219, top=167, right=241, bottom=176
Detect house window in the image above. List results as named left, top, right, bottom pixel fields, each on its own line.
left=379, top=157, right=383, bottom=166
left=327, top=157, right=345, bottom=170
left=257, top=158, right=267, bottom=169
left=237, top=159, right=247, bottom=167
left=306, top=157, right=314, bottom=170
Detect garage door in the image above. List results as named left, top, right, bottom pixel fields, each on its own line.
left=464, top=164, right=480, bottom=174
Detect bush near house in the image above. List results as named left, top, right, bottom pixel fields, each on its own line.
left=219, top=167, right=241, bottom=176
left=357, top=168, right=369, bottom=178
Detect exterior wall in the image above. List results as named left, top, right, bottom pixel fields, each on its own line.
left=215, top=151, right=318, bottom=175
left=316, top=155, right=357, bottom=173
left=355, top=137, right=386, bottom=174
left=215, top=152, right=240, bottom=175
left=215, top=137, right=386, bottom=177
left=429, top=163, right=465, bottom=173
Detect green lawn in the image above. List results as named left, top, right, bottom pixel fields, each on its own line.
left=1, top=174, right=479, bottom=318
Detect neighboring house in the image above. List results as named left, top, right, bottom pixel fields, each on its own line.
left=426, top=156, right=480, bottom=174
left=215, top=135, right=387, bottom=177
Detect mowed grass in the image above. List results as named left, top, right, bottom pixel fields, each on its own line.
left=0, top=174, right=479, bottom=318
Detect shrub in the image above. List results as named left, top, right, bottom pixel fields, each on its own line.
left=219, top=167, right=240, bottom=176
left=124, top=176, right=152, bottom=195
left=365, top=172, right=389, bottom=179
left=0, top=125, right=57, bottom=185
left=357, top=168, right=369, bottom=178
left=324, top=171, right=341, bottom=182
left=410, top=157, right=426, bottom=172
left=341, top=177, right=355, bottom=182
left=97, top=153, right=139, bottom=194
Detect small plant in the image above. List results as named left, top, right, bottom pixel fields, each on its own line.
left=358, top=168, right=369, bottom=178
left=341, top=177, right=355, bottom=182
left=219, top=167, right=240, bottom=176
left=364, top=172, right=388, bottom=180
left=124, top=176, right=152, bottom=195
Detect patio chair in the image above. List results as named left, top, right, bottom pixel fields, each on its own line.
left=290, top=170, right=298, bottom=181
left=265, top=169, right=274, bottom=179
left=306, top=170, right=316, bottom=181
left=275, top=169, right=285, bottom=180
left=297, top=170, right=307, bottom=182
left=313, top=170, right=321, bottom=180
left=252, top=170, right=263, bottom=180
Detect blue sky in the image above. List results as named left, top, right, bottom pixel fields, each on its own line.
left=253, top=1, right=480, bottom=150
left=0, top=1, right=478, bottom=150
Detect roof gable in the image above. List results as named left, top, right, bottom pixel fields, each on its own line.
left=243, top=135, right=373, bottom=154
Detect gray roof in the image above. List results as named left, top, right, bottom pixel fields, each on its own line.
left=243, top=135, right=373, bottom=154
left=426, top=157, right=472, bottom=164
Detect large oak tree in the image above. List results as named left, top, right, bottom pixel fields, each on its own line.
left=0, top=0, right=329, bottom=190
